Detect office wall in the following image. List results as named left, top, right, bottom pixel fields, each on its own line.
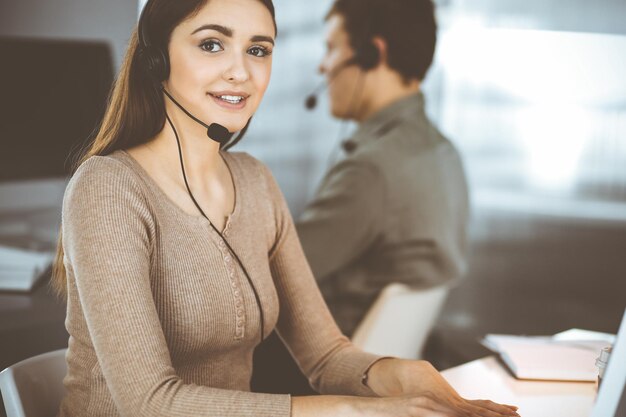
left=0, top=0, right=136, bottom=69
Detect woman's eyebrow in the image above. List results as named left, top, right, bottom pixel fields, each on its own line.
left=192, top=24, right=233, bottom=36
left=191, top=24, right=275, bottom=46
left=251, top=35, right=274, bottom=46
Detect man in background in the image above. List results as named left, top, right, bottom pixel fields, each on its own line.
left=297, top=0, right=469, bottom=338
left=252, top=0, right=468, bottom=394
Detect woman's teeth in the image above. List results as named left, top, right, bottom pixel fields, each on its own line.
left=216, top=95, right=244, bottom=104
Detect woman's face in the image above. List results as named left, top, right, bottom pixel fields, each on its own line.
left=165, top=0, right=275, bottom=132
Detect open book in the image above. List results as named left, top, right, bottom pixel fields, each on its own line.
left=482, top=329, right=615, bottom=382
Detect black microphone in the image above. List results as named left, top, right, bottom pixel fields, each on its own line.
left=305, top=81, right=326, bottom=110
left=304, top=56, right=358, bottom=111
left=162, top=88, right=233, bottom=144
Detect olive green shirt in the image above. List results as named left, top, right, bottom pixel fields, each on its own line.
left=296, top=92, right=469, bottom=336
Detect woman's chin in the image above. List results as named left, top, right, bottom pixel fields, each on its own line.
left=217, top=117, right=251, bottom=133
left=206, top=100, right=256, bottom=133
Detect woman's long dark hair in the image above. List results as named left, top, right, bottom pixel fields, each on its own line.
left=52, top=0, right=276, bottom=298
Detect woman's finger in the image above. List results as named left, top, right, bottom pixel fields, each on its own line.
left=462, top=400, right=520, bottom=417
left=467, top=399, right=520, bottom=416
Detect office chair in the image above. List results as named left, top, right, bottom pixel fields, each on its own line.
left=351, top=283, right=448, bottom=359
left=0, top=349, right=67, bottom=417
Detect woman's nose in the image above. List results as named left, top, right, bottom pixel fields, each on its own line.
left=223, top=53, right=250, bottom=83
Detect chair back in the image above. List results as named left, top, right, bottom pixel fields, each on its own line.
left=0, top=349, right=67, bottom=417
left=352, top=284, right=447, bottom=359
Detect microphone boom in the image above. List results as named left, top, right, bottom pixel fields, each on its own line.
left=162, top=88, right=232, bottom=144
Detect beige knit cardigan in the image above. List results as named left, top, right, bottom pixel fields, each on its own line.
left=57, top=150, right=382, bottom=417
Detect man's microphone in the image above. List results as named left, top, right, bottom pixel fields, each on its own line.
left=304, top=82, right=327, bottom=111
left=162, top=88, right=233, bottom=144
left=304, top=56, right=358, bottom=110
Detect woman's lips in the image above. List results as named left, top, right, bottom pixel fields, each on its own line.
left=209, top=93, right=248, bottom=110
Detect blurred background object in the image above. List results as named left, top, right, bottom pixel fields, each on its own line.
left=0, top=0, right=625, bottom=412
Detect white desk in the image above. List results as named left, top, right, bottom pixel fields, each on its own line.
left=442, top=356, right=597, bottom=417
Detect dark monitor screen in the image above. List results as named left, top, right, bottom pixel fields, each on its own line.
left=0, top=37, right=114, bottom=182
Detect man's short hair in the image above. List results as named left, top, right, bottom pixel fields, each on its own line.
left=326, top=0, right=437, bottom=83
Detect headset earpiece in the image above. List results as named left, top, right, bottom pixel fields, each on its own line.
left=138, top=45, right=170, bottom=81
left=354, top=42, right=380, bottom=71
left=137, top=1, right=170, bottom=81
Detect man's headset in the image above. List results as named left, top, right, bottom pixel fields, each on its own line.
left=305, top=0, right=380, bottom=110
left=136, top=0, right=266, bottom=344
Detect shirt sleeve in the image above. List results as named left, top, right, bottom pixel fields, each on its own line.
left=261, top=162, right=385, bottom=396
left=295, top=158, right=386, bottom=282
left=62, top=157, right=291, bottom=417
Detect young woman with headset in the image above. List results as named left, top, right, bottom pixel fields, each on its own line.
left=52, top=0, right=519, bottom=416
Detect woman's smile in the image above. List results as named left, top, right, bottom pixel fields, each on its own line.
left=208, top=91, right=250, bottom=110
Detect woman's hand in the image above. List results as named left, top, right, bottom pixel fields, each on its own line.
left=365, top=358, right=520, bottom=417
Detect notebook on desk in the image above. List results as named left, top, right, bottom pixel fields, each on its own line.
left=482, top=333, right=612, bottom=382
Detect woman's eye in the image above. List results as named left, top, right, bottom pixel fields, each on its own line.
left=248, top=46, right=272, bottom=58
left=200, top=40, right=223, bottom=53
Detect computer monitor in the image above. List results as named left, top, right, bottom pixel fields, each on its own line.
left=0, top=38, right=113, bottom=252
left=0, top=37, right=113, bottom=182
left=591, top=309, right=626, bottom=417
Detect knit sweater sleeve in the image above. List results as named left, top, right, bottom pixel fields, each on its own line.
left=259, top=162, right=384, bottom=396
left=62, top=156, right=291, bottom=417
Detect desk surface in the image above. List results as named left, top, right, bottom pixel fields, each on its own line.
left=442, top=356, right=597, bottom=417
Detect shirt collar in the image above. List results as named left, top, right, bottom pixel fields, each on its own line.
left=343, top=91, right=426, bottom=153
